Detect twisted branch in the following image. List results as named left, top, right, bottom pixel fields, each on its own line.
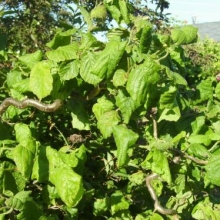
left=146, top=173, right=177, bottom=215
left=0, top=97, right=63, bottom=115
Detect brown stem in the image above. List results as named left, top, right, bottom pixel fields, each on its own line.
left=0, top=98, right=63, bottom=115
left=146, top=173, right=177, bottom=215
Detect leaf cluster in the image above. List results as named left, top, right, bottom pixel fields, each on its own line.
left=1, top=2, right=220, bottom=219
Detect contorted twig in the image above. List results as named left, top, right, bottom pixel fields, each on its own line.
left=171, top=149, right=208, bottom=165
left=146, top=173, right=177, bottom=215
left=0, top=97, right=63, bottom=115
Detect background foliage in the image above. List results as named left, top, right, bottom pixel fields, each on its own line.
left=1, top=0, right=220, bottom=219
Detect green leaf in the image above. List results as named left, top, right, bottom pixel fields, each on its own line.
left=112, top=125, right=139, bottom=167
left=79, top=32, right=99, bottom=51
left=13, top=140, right=36, bottom=178
left=93, top=197, right=110, bottom=216
left=115, top=90, right=136, bottom=123
left=110, top=191, right=129, bottom=215
left=118, top=0, right=130, bottom=24
left=7, top=70, right=22, bottom=89
left=91, top=40, right=127, bottom=79
left=191, top=116, right=205, bottom=134
left=46, top=43, right=79, bottom=62
left=192, top=198, right=219, bottom=219
left=97, top=110, right=121, bottom=139
left=194, top=79, right=213, bottom=104
left=188, top=134, right=211, bottom=146
left=12, top=78, right=30, bottom=93
left=104, top=1, right=121, bottom=23
left=158, top=86, right=180, bottom=122
left=92, top=96, right=115, bottom=120
left=165, top=67, right=187, bottom=86
left=187, top=143, right=210, bottom=159
left=80, top=52, right=103, bottom=85
left=29, top=60, right=53, bottom=99
left=71, top=102, right=90, bottom=131
left=51, top=167, right=84, bottom=207
left=91, top=5, right=107, bottom=20
left=46, top=147, right=84, bottom=207
left=182, top=25, right=198, bottom=44
left=58, top=60, right=79, bottom=81
left=171, top=28, right=186, bottom=45
left=112, top=69, right=127, bottom=87
left=14, top=123, right=32, bottom=144
left=142, top=149, right=171, bottom=184
left=18, top=50, right=43, bottom=69
left=205, top=155, right=220, bottom=186
left=215, top=82, right=220, bottom=99
left=126, top=58, right=160, bottom=107
left=139, top=25, right=152, bottom=53
left=46, top=29, right=77, bottom=49
left=79, top=6, right=93, bottom=31
left=6, top=191, right=32, bottom=211
left=31, top=146, right=49, bottom=182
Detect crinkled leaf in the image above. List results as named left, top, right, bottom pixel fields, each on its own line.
left=112, top=69, right=127, bottom=87
left=215, top=82, right=220, bottom=99
left=118, top=0, right=130, bottom=24
left=205, top=155, right=220, bottom=186
left=126, top=58, right=160, bottom=107
left=80, top=33, right=99, bottom=51
left=18, top=50, right=43, bottom=69
left=46, top=147, right=84, bottom=207
left=30, top=60, right=53, bottom=99
left=92, top=96, right=115, bottom=120
left=115, top=90, right=136, bottom=123
left=46, top=43, right=78, bottom=62
left=113, top=125, right=139, bottom=167
left=182, top=25, right=198, bottom=44
left=97, top=110, right=121, bottom=139
left=5, top=191, right=32, bottom=211
left=171, top=28, right=186, bottom=45
left=104, top=2, right=121, bottom=23
left=80, top=52, right=103, bottom=85
left=12, top=79, right=30, bottom=93
left=91, top=40, right=127, bottom=79
left=158, top=86, right=180, bottom=121
left=58, top=60, right=79, bottom=81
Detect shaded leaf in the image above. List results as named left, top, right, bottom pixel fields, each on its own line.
left=126, top=58, right=160, bottom=107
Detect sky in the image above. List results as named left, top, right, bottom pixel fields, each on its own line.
left=149, top=0, right=220, bottom=24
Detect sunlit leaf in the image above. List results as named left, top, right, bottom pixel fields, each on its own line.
left=113, top=125, right=138, bottom=167
left=30, top=60, right=53, bottom=99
